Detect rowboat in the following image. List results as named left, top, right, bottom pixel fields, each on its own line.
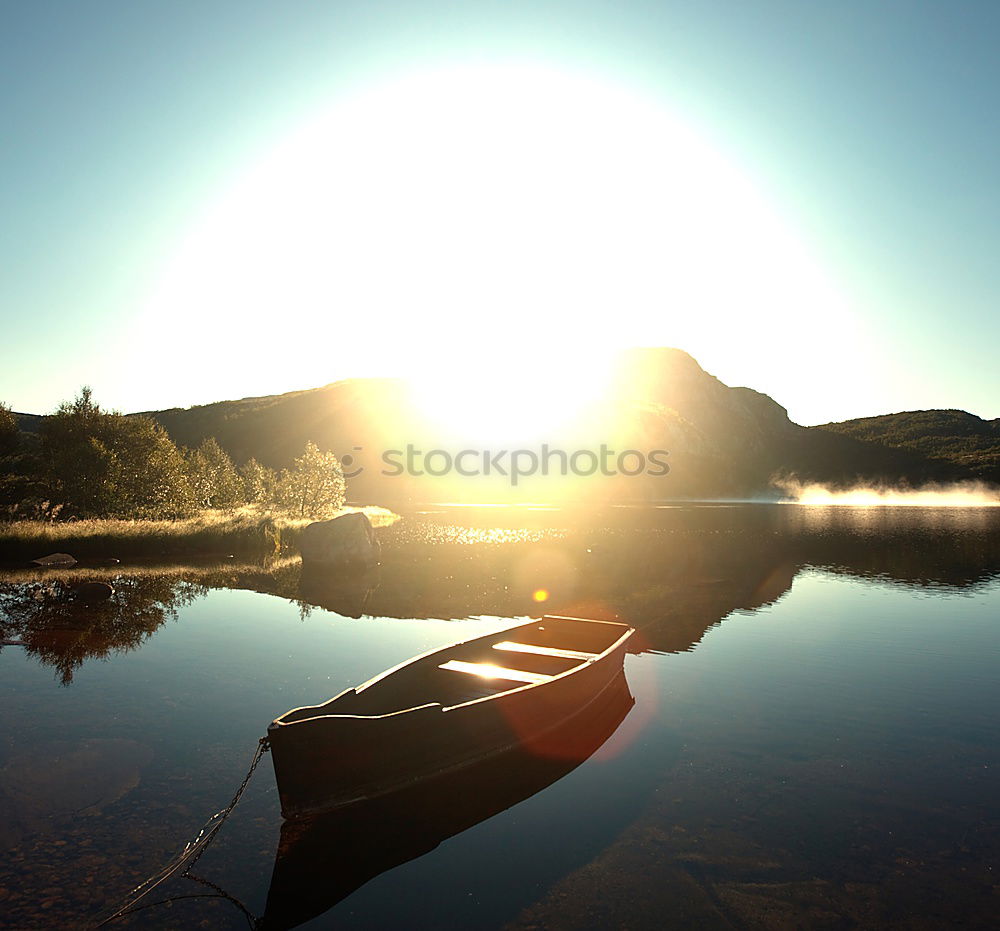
left=267, top=615, right=635, bottom=820
left=262, top=669, right=635, bottom=928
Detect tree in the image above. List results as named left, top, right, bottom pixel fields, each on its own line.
left=0, top=402, right=48, bottom=518
left=39, top=387, right=110, bottom=515
left=0, top=402, right=19, bottom=455
left=103, top=416, right=195, bottom=519
left=39, top=387, right=194, bottom=519
left=240, top=457, right=276, bottom=506
left=278, top=441, right=346, bottom=518
left=184, top=438, right=243, bottom=510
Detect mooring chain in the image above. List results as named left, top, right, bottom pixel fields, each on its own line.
left=183, top=871, right=259, bottom=929
left=97, top=736, right=270, bottom=927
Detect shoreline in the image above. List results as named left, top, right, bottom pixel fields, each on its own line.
left=0, top=505, right=400, bottom=564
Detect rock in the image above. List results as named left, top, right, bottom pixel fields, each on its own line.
left=30, top=553, right=77, bottom=568
left=73, top=581, right=115, bottom=603
left=300, top=512, right=380, bottom=568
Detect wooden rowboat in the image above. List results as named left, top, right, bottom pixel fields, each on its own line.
left=267, top=615, right=635, bottom=820
left=262, top=669, right=635, bottom=928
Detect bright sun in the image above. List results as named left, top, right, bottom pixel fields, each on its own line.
left=136, top=62, right=855, bottom=426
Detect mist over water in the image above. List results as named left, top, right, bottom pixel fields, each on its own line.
left=773, top=478, right=1000, bottom=507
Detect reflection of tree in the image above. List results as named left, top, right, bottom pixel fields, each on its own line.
left=2, top=508, right=997, bottom=680
left=0, top=575, right=207, bottom=685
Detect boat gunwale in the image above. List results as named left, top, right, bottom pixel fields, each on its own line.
left=278, top=660, right=636, bottom=814
left=268, top=615, right=633, bottom=729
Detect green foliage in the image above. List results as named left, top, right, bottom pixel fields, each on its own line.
left=819, top=410, right=1000, bottom=483
left=4, top=386, right=364, bottom=522
left=184, top=438, right=243, bottom=510
left=0, top=461, right=53, bottom=521
left=107, top=417, right=196, bottom=519
left=38, top=387, right=194, bottom=519
left=240, top=456, right=277, bottom=506
left=278, top=441, right=346, bottom=518
left=0, top=401, right=19, bottom=455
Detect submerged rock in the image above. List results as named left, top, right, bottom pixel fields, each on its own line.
left=0, top=738, right=153, bottom=849
left=30, top=553, right=77, bottom=568
left=73, top=581, right=115, bottom=603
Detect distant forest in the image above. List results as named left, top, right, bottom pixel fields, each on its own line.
left=818, top=410, right=1000, bottom=484
left=0, top=389, right=346, bottom=521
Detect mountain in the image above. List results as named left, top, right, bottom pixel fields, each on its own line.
left=817, top=410, right=1000, bottom=484
left=133, top=348, right=982, bottom=501
left=134, top=348, right=801, bottom=500
left=14, top=350, right=993, bottom=502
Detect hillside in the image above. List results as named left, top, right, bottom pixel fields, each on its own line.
left=13, top=351, right=993, bottom=503
left=818, top=410, right=1000, bottom=484
left=12, top=412, right=43, bottom=435
left=135, top=348, right=983, bottom=502
left=134, top=349, right=797, bottom=500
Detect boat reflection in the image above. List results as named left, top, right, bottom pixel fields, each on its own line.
left=260, top=669, right=635, bottom=930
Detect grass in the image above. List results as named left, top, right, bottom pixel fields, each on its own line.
left=0, top=505, right=399, bottom=563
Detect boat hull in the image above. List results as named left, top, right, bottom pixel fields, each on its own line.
left=261, top=669, right=635, bottom=928
left=268, top=616, right=633, bottom=819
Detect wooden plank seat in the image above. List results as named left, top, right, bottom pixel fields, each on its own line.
left=491, top=641, right=597, bottom=662
left=438, top=660, right=552, bottom=685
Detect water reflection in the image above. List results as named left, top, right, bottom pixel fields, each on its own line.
left=261, top=671, right=634, bottom=929
left=0, top=506, right=998, bottom=928
left=298, top=563, right=378, bottom=618
left=0, top=573, right=206, bottom=685
left=2, top=507, right=999, bottom=683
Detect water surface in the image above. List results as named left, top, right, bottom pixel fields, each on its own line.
left=1, top=505, right=998, bottom=928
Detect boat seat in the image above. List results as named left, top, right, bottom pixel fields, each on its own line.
left=438, top=660, right=552, bottom=685
left=492, top=641, right=597, bottom=662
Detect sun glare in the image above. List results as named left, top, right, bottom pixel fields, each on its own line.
left=135, top=62, right=857, bottom=419
left=406, top=343, right=616, bottom=442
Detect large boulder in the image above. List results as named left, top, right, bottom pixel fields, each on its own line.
left=299, top=512, right=380, bottom=568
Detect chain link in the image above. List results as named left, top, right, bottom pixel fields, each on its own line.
left=97, top=736, right=270, bottom=927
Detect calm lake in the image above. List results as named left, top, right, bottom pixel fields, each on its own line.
left=1, top=505, right=998, bottom=929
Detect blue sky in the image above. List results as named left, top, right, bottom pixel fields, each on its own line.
left=2, top=0, right=998, bottom=425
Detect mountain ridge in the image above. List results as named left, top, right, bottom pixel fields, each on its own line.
left=10, top=351, right=997, bottom=499
left=817, top=409, right=1000, bottom=484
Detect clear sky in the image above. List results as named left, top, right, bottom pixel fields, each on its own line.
left=2, top=0, right=998, bottom=426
